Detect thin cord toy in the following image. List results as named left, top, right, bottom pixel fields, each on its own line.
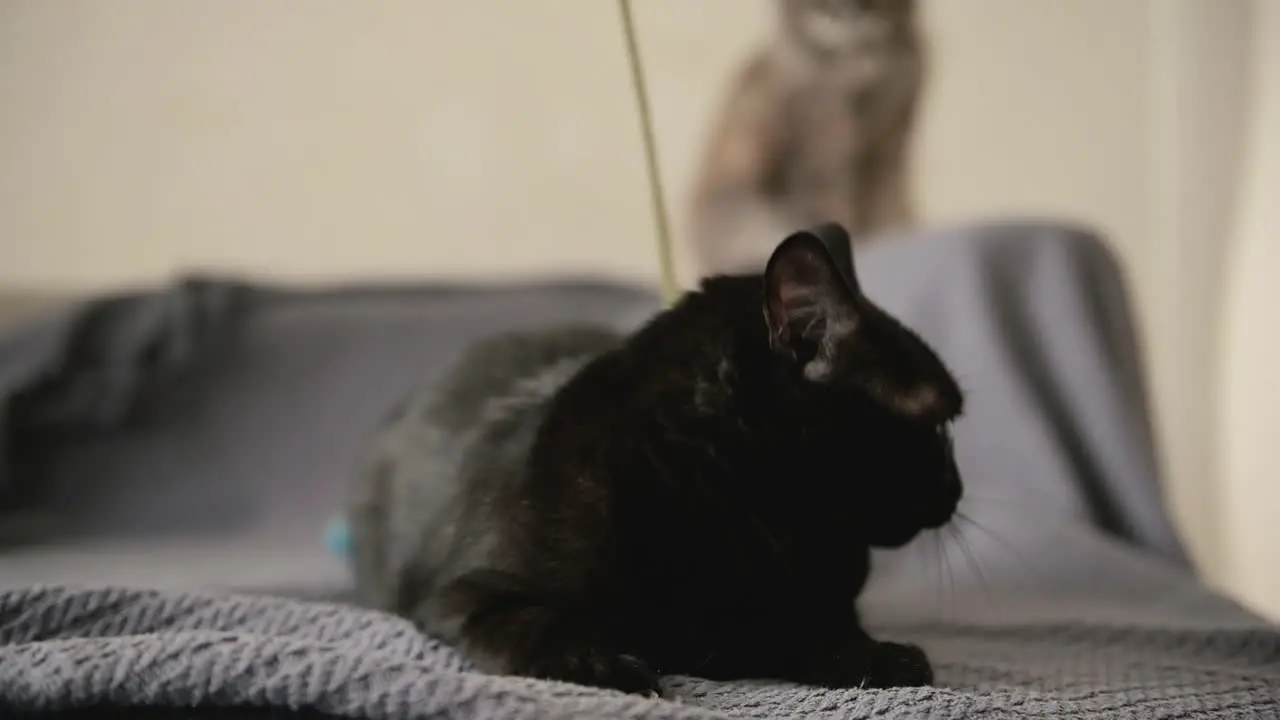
left=618, top=0, right=681, bottom=307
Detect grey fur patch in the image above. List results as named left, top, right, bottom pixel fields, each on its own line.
left=479, top=356, right=593, bottom=426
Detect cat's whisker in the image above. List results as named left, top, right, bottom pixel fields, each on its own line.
left=936, top=528, right=957, bottom=618
left=950, top=370, right=999, bottom=398
left=932, top=530, right=947, bottom=617
left=948, top=533, right=959, bottom=617
left=949, top=523, right=994, bottom=607
left=960, top=498, right=1057, bottom=514
left=958, top=496, right=1078, bottom=525
left=962, top=489, right=1070, bottom=507
left=953, top=363, right=1015, bottom=394
left=955, top=511, right=1052, bottom=585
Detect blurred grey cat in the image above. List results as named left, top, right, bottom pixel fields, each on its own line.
left=688, top=0, right=924, bottom=275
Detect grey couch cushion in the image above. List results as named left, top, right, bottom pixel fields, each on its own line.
left=0, top=278, right=659, bottom=594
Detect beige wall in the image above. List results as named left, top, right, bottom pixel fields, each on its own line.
left=0, top=0, right=1162, bottom=292
left=0, top=0, right=680, bottom=288
left=0, top=0, right=1274, bottom=616
left=1219, top=0, right=1280, bottom=621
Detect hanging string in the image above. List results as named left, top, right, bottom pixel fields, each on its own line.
left=617, top=0, right=681, bottom=307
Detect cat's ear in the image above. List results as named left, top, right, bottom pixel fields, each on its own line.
left=806, top=221, right=860, bottom=293
left=763, top=226, right=861, bottom=378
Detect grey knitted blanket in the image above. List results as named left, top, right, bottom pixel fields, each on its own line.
left=3, top=225, right=1278, bottom=717
left=2, top=585, right=1278, bottom=719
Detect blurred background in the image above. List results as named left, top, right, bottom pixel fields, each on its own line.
left=0, top=0, right=1276, bottom=619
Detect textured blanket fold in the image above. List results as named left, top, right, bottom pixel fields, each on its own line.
left=2, top=586, right=1277, bottom=719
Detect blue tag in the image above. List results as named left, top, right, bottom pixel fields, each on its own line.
left=324, top=516, right=352, bottom=559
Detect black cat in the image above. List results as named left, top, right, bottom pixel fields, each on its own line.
left=347, top=223, right=964, bottom=696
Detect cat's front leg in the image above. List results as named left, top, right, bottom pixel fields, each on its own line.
left=426, top=570, right=662, bottom=697
left=805, top=631, right=933, bottom=689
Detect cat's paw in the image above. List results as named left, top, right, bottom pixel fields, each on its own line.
left=808, top=639, right=933, bottom=689
left=529, top=649, right=662, bottom=697
left=863, top=641, right=933, bottom=688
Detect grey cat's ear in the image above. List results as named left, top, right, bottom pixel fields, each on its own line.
left=763, top=228, right=861, bottom=377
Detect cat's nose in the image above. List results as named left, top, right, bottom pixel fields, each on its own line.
left=945, top=464, right=963, bottom=511
left=921, top=466, right=962, bottom=529
left=921, top=502, right=954, bottom=530
left=945, top=462, right=963, bottom=504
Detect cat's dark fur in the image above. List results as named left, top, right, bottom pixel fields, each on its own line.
left=689, top=0, right=924, bottom=276
left=348, top=224, right=964, bottom=696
